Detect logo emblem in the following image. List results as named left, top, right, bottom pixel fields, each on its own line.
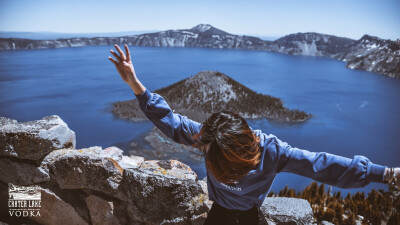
left=8, top=183, right=41, bottom=217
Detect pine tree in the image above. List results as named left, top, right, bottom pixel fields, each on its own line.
left=388, top=212, right=400, bottom=225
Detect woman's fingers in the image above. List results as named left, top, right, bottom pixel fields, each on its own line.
left=125, top=44, right=131, bottom=62
left=114, top=44, right=126, bottom=61
left=108, top=56, right=118, bottom=66
left=110, top=50, right=122, bottom=62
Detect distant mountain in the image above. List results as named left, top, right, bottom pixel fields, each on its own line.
left=0, top=24, right=399, bottom=78
left=0, top=30, right=160, bottom=40
left=340, top=35, right=400, bottom=77
left=113, top=71, right=311, bottom=123
left=266, top=32, right=355, bottom=57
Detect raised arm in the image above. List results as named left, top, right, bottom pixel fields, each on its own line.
left=109, top=44, right=201, bottom=145
left=268, top=133, right=399, bottom=189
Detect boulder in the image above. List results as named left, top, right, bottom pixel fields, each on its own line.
left=119, top=155, right=144, bottom=169
left=120, top=167, right=209, bottom=225
left=0, top=116, right=75, bottom=160
left=140, top=160, right=198, bottom=181
left=260, top=197, right=314, bottom=225
left=0, top=115, right=318, bottom=225
left=0, top=158, right=49, bottom=185
left=101, top=146, right=144, bottom=169
left=31, top=188, right=88, bottom=225
left=85, top=195, right=120, bottom=225
left=198, top=177, right=213, bottom=210
left=41, top=147, right=124, bottom=199
left=101, top=146, right=123, bottom=161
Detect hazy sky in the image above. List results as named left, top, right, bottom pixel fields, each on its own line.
left=0, top=0, right=399, bottom=40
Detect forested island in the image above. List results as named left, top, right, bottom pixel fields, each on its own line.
left=113, top=71, right=311, bottom=123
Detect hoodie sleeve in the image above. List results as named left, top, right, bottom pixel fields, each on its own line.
left=270, top=134, right=386, bottom=189
left=135, top=89, right=202, bottom=145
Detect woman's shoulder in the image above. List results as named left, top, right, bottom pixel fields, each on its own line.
left=251, top=127, right=283, bottom=148
left=251, top=127, right=284, bottom=162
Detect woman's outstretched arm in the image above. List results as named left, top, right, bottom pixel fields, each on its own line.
left=109, top=44, right=201, bottom=146
left=268, top=133, right=400, bottom=189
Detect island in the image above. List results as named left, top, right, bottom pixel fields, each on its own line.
left=112, top=71, right=311, bottom=123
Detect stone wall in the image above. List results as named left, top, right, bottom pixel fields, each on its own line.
left=0, top=116, right=315, bottom=225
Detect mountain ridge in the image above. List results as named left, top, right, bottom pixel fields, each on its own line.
left=0, top=24, right=399, bottom=78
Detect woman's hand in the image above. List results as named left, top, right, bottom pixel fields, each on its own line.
left=395, top=168, right=400, bottom=189
left=108, top=44, right=136, bottom=85
left=108, top=44, right=145, bottom=95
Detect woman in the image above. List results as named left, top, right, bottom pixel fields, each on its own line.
left=108, top=44, right=399, bottom=225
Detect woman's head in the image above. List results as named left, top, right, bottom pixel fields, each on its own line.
left=194, top=111, right=261, bottom=184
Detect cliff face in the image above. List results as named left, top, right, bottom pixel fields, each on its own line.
left=0, top=116, right=315, bottom=225
left=113, top=71, right=311, bottom=123
left=265, top=32, right=355, bottom=57
left=0, top=24, right=399, bottom=78
left=341, top=35, right=400, bottom=78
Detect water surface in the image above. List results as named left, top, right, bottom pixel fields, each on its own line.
left=1, top=46, right=399, bottom=194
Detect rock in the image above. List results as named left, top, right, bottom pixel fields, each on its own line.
left=198, top=177, right=213, bottom=210
left=41, top=147, right=124, bottom=199
left=119, top=155, right=144, bottom=169
left=0, top=115, right=319, bottom=225
left=125, top=127, right=204, bottom=163
left=159, top=214, right=208, bottom=225
left=0, top=116, right=76, bottom=160
left=140, top=160, right=198, bottom=181
left=120, top=167, right=209, bottom=225
left=85, top=195, right=120, bottom=225
left=0, top=158, right=49, bottom=185
left=260, top=197, right=314, bottom=225
left=321, top=221, right=335, bottom=225
left=31, top=188, right=88, bottom=225
left=101, top=146, right=123, bottom=161
left=40, top=146, right=102, bottom=174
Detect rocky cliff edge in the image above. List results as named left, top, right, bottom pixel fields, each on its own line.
left=0, top=116, right=315, bottom=225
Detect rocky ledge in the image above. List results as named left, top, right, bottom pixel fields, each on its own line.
left=0, top=116, right=316, bottom=225
left=113, top=71, right=311, bottom=123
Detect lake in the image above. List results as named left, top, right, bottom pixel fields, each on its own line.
left=1, top=46, right=399, bottom=195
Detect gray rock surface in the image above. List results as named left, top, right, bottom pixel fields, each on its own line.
left=0, top=115, right=315, bottom=225
left=119, top=155, right=145, bottom=169
left=31, top=188, right=88, bottom=225
left=85, top=195, right=121, bottom=225
left=140, top=159, right=198, bottom=181
left=0, top=115, right=76, bottom=160
left=42, top=147, right=125, bottom=199
left=120, top=168, right=209, bottom=225
left=0, top=158, right=49, bottom=185
left=260, top=197, right=314, bottom=225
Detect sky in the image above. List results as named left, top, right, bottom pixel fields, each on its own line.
left=0, top=0, right=399, bottom=40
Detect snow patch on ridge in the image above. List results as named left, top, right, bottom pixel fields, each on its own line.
left=194, top=24, right=211, bottom=32
left=295, top=41, right=319, bottom=56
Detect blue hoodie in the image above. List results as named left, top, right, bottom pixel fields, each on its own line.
left=135, top=89, right=386, bottom=211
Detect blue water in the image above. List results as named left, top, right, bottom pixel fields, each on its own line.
left=1, top=46, right=399, bottom=195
